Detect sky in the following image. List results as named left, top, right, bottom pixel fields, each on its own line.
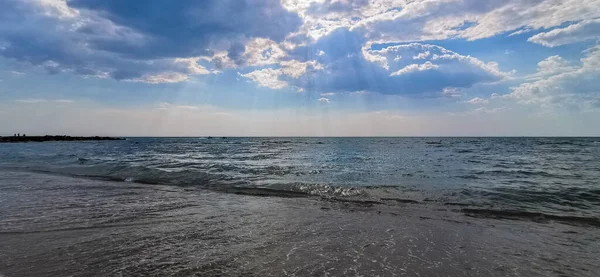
left=1, top=0, right=600, bottom=136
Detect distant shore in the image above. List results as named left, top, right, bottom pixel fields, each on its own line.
left=0, top=135, right=125, bottom=143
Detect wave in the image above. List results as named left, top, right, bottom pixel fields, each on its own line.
left=461, top=208, right=600, bottom=227
left=3, top=164, right=371, bottom=199
left=3, top=162, right=600, bottom=226
left=26, top=164, right=247, bottom=188
left=473, top=169, right=566, bottom=179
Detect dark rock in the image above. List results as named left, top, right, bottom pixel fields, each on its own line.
left=0, top=135, right=125, bottom=143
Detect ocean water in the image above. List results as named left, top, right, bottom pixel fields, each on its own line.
left=1, top=137, right=600, bottom=276
left=1, top=137, right=599, bottom=219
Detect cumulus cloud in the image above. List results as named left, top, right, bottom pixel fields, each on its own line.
left=0, top=0, right=300, bottom=83
left=506, top=45, right=600, bottom=110
left=286, top=32, right=511, bottom=96
left=0, top=0, right=597, bottom=108
left=318, top=97, right=331, bottom=103
left=239, top=68, right=289, bottom=89
left=282, top=0, right=600, bottom=47
left=413, top=51, right=431, bottom=60
left=528, top=19, right=600, bottom=47
left=390, top=62, right=439, bottom=76
left=239, top=59, right=324, bottom=89
left=527, top=55, right=578, bottom=79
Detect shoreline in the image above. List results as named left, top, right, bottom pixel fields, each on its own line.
left=1, top=170, right=599, bottom=276
left=0, top=135, right=124, bottom=143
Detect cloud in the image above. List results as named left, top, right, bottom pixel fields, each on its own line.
left=239, top=68, right=289, bottom=89
left=413, top=51, right=431, bottom=60
left=239, top=59, right=323, bottom=89
left=527, top=55, right=578, bottom=79
left=442, top=87, right=462, bottom=97
left=283, top=0, right=600, bottom=47
left=0, top=0, right=300, bottom=83
left=280, top=60, right=324, bottom=78
left=67, top=0, right=301, bottom=58
left=128, top=72, right=189, bottom=84
left=0, top=0, right=597, bottom=108
left=466, top=97, right=489, bottom=104
left=390, top=62, right=439, bottom=76
left=505, top=45, right=600, bottom=110
left=528, top=19, right=600, bottom=47
left=287, top=31, right=511, bottom=96
left=473, top=107, right=511, bottom=114
left=318, top=97, right=331, bottom=103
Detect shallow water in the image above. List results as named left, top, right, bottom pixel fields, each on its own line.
left=1, top=171, right=599, bottom=276
left=1, top=137, right=600, bottom=276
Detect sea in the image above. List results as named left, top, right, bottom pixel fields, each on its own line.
left=1, top=137, right=599, bottom=276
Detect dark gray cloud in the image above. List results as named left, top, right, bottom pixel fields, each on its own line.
left=0, top=0, right=301, bottom=82
left=68, top=0, right=301, bottom=59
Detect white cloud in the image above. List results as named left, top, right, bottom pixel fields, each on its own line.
left=280, top=60, right=324, bottom=78
left=173, top=58, right=212, bottom=75
left=241, top=38, right=287, bottom=67
left=362, top=42, right=391, bottom=69
left=37, top=0, right=79, bottom=19
left=318, top=97, right=331, bottom=103
left=129, top=72, right=189, bottom=84
left=528, top=19, right=600, bottom=47
left=527, top=55, right=578, bottom=80
left=466, top=97, right=489, bottom=104
left=442, top=87, right=462, bottom=97
left=413, top=51, right=430, bottom=60
left=240, top=68, right=288, bottom=89
left=365, top=42, right=513, bottom=79
left=506, top=45, right=600, bottom=110
left=390, top=61, right=439, bottom=76
left=282, top=0, right=600, bottom=49
left=240, top=59, right=323, bottom=89
left=320, top=92, right=336, bottom=96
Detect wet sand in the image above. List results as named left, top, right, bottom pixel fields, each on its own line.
left=1, top=171, right=599, bottom=276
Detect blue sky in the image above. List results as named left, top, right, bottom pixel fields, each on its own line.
left=1, top=0, right=599, bottom=136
